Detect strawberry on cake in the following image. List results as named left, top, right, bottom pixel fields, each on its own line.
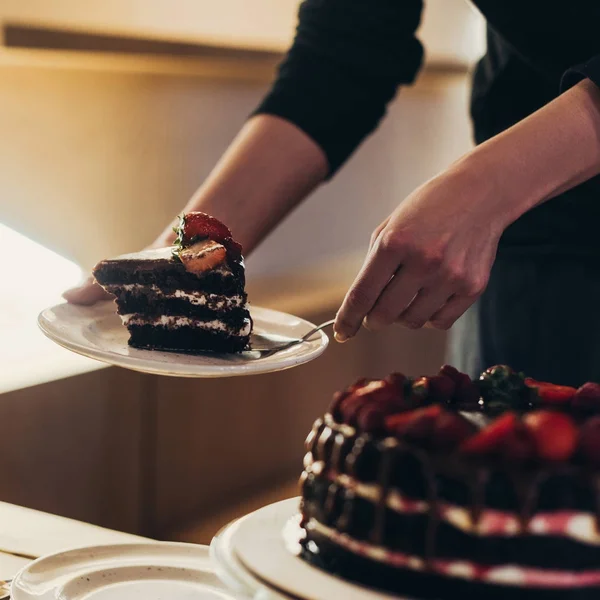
left=93, top=212, right=252, bottom=354
left=299, top=365, right=600, bottom=599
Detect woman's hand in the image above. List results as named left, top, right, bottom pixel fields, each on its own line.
left=334, top=78, right=600, bottom=342
left=334, top=166, right=507, bottom=340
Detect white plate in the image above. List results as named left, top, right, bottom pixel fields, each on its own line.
left=11, top=542, right=244, bottom=600
left=210, top=519, right=292, bottom=600
left=217, top=498, right=406, bottom=600
left=38, top=302, right=328, bottom=378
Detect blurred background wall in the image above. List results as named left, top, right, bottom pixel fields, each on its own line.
left=0, top=1, right=485, bottom=541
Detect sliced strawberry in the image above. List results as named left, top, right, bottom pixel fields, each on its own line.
left=573, top=382, right=600, bottom=412
left=384, top=404, right=442, bottom=441
left=459, top=412, right=517, bottom=455
left=439, top=364, right=461, bottom=383
left=578, top=416, right=600, bottom=466
left=329, top=390, right=350, bottom=422
left=330, top=378, right=371, bottom=420
left=357, top=405, right=386, bottom=433
left=428, top=375, right=456, bottom=403
left=524, top=411, right=578, bottom=462
left=431, top=411, right=475, bottom=450
left=385, top=373, right=408, bottom=400
left=180, top=212, right=232, bottom=245
left=178, top=212, right=243, bottom=261
left=338, top=379, right=404, bottom=427
left=351, top=380, right=403, bottom=408
left=340, top=395, right=367, bottom=426
left=524, top=377, right=552, bottom=388
left=354, top=379, right=391, bottom=399
left=347, top=378, right=371, bottom=394
left=526, top=381, right=576, bottom=405
left=222, top=238, right=243, bottom=261
left=501, top=424, right=536, bottom=462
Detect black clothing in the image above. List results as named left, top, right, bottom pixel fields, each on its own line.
left=254, top=1, right=600, bottom=384
left=256, top=0, right=600, bottom=255
left=448, top=254, right=600, bottom=388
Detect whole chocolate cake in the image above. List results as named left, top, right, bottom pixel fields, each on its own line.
left=299, top=365, right=600, bottom=599
left=93, top=213, right=252, bottom=353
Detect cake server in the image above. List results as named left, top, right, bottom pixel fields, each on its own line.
left=250, top=319, right=334, bottom=357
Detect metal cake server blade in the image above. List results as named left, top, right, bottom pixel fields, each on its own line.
left=249, top=319, right=334, bottom=357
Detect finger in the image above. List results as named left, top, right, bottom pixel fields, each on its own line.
left=63, top=276, right=112, bottom=306
left=369, top=217, right=390, bottom=251
left=396, top=284, right=456, bottom=329
left=363, top=265, right=424, bottom=331
left=334, top=236, right=404, bottom=342
left=428, top=294, right=479, bottom=330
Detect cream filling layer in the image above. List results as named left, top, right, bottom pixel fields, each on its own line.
left=306, top=457, right=600, bottom=546
left=109, top=284, right=244, bottom=309
left=121, top=314, right=252, bottom=337
left=305, top=518, right=600, bottom=588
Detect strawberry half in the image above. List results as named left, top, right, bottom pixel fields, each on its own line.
left=573, top=382, right=600, bottom=412
left=384, top=404, right=442, bottom=440
left=459, top=412, right=517, bottom=455
left=524, top=410, right=577, bottom=462
left=179, top=212, right=232, bottom=245
left=525, top=379, right=576, bottom=405
left=578, top=416, right=600, bottom=466
left=176, top=212, right=243, bottom=261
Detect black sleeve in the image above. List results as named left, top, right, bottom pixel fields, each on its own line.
left=254, top=0, right=424, bottom=176
left=561, top=55, right=600, bottom=92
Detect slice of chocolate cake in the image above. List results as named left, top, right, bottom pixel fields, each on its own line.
left=93, top=213, right=252, bottom=353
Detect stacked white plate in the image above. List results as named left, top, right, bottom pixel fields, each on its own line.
left=210, top=498, right=403, bottom=600
left=11, top=542, right=244, bottom=600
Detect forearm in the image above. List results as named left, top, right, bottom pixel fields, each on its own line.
left=456, top=79, right=600, bottom=228
left=159, top=114, right=328, bottom=253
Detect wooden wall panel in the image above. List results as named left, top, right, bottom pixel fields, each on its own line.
left=0, top=368, right=145, bottom=533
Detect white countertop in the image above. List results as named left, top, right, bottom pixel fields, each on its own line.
left=0, top=501, right=147, bottom=579
left=0, top=223, right=106, bottom=394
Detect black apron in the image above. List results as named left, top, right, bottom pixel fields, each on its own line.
left=448, top=251, right=600, bottom=387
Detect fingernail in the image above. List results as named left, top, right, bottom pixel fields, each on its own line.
left=334, top=331, right=349, bottom=343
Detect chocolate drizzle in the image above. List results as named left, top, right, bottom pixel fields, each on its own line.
left=469, top=468, right=488, bottom=528
left=371, top=440, right=395, bottom=545
left=593, top=474, right=600, bottom=533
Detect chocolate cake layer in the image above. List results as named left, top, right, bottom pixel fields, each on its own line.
left=127, top=323, right=250, bottom=353
left=93, top=248, right=245, bottom=296
left=301, top=472, right=600, bottom=570
left=300, top=526, right=599, bottom=600
left=94, top=246, right=252, bottom=354
left=109, top=288, right=249, bottom=324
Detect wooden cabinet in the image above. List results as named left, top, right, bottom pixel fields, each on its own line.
left=0, top=287, right=445, bottom=537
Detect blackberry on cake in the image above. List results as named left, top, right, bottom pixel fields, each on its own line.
left=93, top=212, right=252, bottom=354
left=299, top=365, right=600, bottom=600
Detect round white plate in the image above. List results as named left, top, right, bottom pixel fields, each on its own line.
left=11, top=542, right=243, bottom=600
left=38, top=302, right=329, bottom=378
left=210, top=519, right=292, bottom=600
left=220, top=498, right=406, bottom=600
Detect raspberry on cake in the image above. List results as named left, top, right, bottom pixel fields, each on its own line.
left=93, top=212, right=252, bottom=354
left=299, top=365, right=600, bottom=600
